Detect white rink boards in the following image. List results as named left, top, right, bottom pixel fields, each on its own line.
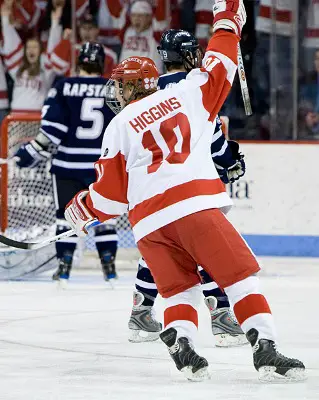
left=0, top=257, right=318, bottom=400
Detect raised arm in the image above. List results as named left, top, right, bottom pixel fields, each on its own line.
left=1, top=1, right=23, bottom=79
left=187, top=0, right=246, bottom=121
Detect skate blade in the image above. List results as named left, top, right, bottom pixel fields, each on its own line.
left=258, top=366, right=307, bottom=383
left=182, top=366, right=210, bottom=382
left=56, top=278, right=68, bottom=290
left=214, top=333, right=248, bottom=347
left=105, top=278, right=117, bottom=289
left=128, top=329, right=160, bottom=343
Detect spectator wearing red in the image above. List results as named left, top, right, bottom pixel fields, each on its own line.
left=0, top=0, right=42, bottom=32
left=1, top=1, right=61, bottom=112
left=50, top=14, right=117, bottom=77
left=0, top=55, right=8, bottom=125
left=119, top=1, right=164, bottom=73
left=97, top=0, right=169, bottom=55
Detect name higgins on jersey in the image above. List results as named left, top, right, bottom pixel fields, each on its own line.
left=40, top=76, right=115, bottom=180
left=158, top=71, right=234, bottom=170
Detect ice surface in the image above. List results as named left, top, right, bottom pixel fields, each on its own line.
left=0, top=257, right=318, bottom=400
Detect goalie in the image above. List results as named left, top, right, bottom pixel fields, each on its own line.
left=14, top=42, right=118, bottom=283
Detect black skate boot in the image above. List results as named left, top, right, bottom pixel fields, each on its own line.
left=160, top=327, right=209, bottom=381
left=247, top=328, right=306, bottom=382
left=128, top=291, right=162, bottom=343
left=100, top=251, right=117, bottom=281
left=52, top=252, right=72, bottom=280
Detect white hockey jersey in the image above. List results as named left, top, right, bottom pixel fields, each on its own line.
left=120, top=26, right=163, bottom=74
left=86, top=30, right=238, bottom=242
left=256, top=0, right=294, bottom=37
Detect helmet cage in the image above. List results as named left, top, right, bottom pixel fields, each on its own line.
left=105, top=79, right=122, bottom=115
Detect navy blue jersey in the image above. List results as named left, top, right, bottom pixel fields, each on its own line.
left=157, top=71, right=187, bottom=90
left=40, top=76, right=115, bottom=179
left=158, top=71, right=236, bottom=169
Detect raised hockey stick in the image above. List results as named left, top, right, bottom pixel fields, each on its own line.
left=237, top=44, right=252, bottom=116
left=0, top=229, right=75, bottom=251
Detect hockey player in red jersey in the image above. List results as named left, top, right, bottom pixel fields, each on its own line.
left=64, top=0, right=306, bottom=382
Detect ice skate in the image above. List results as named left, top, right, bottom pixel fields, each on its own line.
left=52, top=259, right=72, bottom=289
left=247, top=328, right=306, bottom=382
left=128, top=291, right=162, bottom=342
left=204, top=296, right=247, bottom=347
left=101, top=254, right=117, bottom=287
left=160, top=327, right=209, bottom=381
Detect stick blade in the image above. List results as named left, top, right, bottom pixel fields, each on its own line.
left=0, top=234, right=30, bottom=250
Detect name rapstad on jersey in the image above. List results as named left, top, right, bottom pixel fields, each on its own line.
left=62, top=83, right=107, bottom=97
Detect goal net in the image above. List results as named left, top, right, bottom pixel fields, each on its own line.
left=0, top=113, right=138, bottom=280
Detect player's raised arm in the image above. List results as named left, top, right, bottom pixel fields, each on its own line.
left=187, top=0, right=246, bottom=120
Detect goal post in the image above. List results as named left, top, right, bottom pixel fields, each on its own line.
left=0, top=113, right=139, bottom=279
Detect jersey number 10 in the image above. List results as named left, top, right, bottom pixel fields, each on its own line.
left=142, top=112, right=191, bottom=174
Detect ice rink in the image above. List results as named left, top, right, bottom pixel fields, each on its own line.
left=0, top=257, right=318, bottom=400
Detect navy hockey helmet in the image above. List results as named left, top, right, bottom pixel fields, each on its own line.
left=157, top=29, right=201, bottom=72
left=77, top=42, right=105, bottom=74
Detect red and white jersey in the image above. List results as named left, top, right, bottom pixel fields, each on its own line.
left=1, top=15, right=58, bottom=112
left=50, top=39, right=118, bottom=78
left=120, top=26, right=163, bottom=74
left=304, top=0, right=319, bottom=48
left=0, top=56, right=8, bottom=110
left=98, top=0, right=128, bottom=46
left=195, top=0, right=213, bottom=48
left=86, top=30, right=238, bottom=242
left=256, top=0, right=294, bottom=37
left=0, top=0, right=42, bottom=30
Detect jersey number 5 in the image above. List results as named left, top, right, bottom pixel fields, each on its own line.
left=76, top=98, right=105, bottom=140
left=142, top=112, right=191, bottom=174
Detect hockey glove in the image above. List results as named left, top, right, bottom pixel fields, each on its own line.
left=65, top=190, right=99, bottom=237
left=212, top=0, right=246, bottom=37
left=15, top=140, right=50, bottom=168
left=215, top=140, right=245, bottom=184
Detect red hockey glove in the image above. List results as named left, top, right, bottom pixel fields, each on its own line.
left=65, top=190, right=99, bottom=237
left=212, top=0, right=246, bottom=37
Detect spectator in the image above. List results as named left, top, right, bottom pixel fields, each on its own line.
left=50, top=14, right=117, bottom=77
left=119, top=1, right=163, bottom=73
left=1, top=1, right=61, bottom=112
left=303, top=0, right=319, bottom=73
left=97, top=0, right=128, bottom=54
left=254, top=0, right=309, bottom=116
left=0, top=56, right=8, bottom=125
left=195, top=0, right=212, bottom=49
left=297, top=49, right=319, bottom=139
left=0, top=0, right=42, bottom=34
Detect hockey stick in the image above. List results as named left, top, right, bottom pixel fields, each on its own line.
left=237, top=44, right=252, bottom=116
left=0, top=229, right=75, bottom=251
left=0, top=156, right=19, bottom=165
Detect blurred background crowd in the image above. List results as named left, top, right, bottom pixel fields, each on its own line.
left=0, top=0, right=318, bottom=141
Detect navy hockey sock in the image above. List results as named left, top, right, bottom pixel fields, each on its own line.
left=200, top=268, right=230, bottom=309
left=135, top=258, right=158, bottom=307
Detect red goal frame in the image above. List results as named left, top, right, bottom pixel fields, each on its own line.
left=0, top=112, right=41, bottom=232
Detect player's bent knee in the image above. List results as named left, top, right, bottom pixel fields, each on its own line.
left=224, top=274, right=260, bottom=307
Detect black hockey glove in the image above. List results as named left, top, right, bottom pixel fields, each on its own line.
left=215, top=140, right=246, bottom=184
left=15, top=139, right=50, bottom=168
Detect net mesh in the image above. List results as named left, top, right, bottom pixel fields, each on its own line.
left=0, top=115, right=136, bottom=279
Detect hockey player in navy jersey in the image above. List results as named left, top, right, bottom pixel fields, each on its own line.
left=15, top=42, right=118, bottom=283
left=128, top=30, right=247, bottom=347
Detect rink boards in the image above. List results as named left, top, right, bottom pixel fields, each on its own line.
left=228, top=142, right=319, bottom=257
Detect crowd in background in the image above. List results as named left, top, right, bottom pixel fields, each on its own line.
left=0, top=0, right=319, bottom=140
